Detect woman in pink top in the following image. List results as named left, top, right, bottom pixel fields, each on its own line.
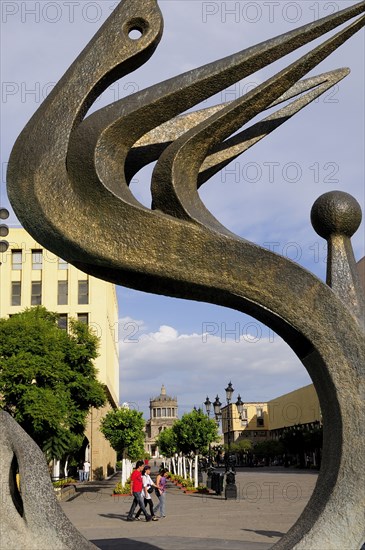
left=153, top=468, right=168, bottom=518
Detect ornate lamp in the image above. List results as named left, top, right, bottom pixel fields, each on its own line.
left=225, top=381, right=234, bottom=402
left=235, top=394, right=244, bottom=419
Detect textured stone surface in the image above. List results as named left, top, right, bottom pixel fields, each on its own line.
left=0, top=411, right=97, bottom=549
left=311, top=191, right=365, bottom=326
left=6, top=0, right=365, bottom=548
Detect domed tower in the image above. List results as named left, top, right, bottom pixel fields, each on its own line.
left=144, top=385, right=178, bottom=457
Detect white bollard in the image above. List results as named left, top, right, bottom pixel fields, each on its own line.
left=52, top=459, right=60, bottom=481
left=194, top=456, right=198, bottom=488
left=121, top=458, right=127, bottom=487
left=183, top=457, right=187, bottom=479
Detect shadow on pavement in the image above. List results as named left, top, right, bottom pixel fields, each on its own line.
left=91, top=537, right=273, bottom=550
left=242, top=529, right=286, bottom=538
left=98, top=513, right=126, bottom=520
left=91, top=539, right=161, bottom=550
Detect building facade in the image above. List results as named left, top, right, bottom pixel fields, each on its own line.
left=221, top=402, right=269, bottom=445
left=144, top=385, right=178, bottom=456
left=0, top=227, right=119, bottom=479
left=267, top=384, right=321, bottom=436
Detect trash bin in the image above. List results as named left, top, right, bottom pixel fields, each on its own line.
left=211, top=471, right=224, bottom=495
left=206, top=466, right=214, bottom=489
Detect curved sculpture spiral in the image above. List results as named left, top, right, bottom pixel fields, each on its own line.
left=6, top=1, right=365, bottom=548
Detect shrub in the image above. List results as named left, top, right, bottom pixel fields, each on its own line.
left=52, top=478, right=76, bottom=488
left=113, top=481, right=131, bottom=495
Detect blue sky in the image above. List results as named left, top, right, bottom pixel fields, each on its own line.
left=1, top=1, right=364, bottom=418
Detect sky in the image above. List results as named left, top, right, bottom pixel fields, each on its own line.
left=1, top=1, right=364, bottom=419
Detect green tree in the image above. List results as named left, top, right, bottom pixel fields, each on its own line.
left=172, top=408, right=219, bottom=455
left=156, top=427, right=177, bottom=456
left=229, top=438, right=253, bottom=464
left=254, top=440, right=284, bottom=460
left=0, top=307, right=106, bottom=460
left=100, top=406, right=145, bottom=460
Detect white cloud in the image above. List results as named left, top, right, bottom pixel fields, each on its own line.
left=119, top=319, right=311, bottom=418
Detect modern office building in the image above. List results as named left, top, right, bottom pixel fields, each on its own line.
left=0, top=227, right=119, bottom=479
left=144, top=385, right=178, bottom=456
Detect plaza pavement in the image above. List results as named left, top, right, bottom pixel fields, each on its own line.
left=60, top=467, right=318, bottom=550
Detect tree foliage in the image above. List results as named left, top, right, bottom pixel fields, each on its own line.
left=171, top=408, right=219, bottom=455
left=100, top=406, right=145, bottom=460
left=254, top=439, right=284, bottom=459
left=156, top=427, right=177, bottom=456
left=230, top=439, right=253, bottom=454
left=0, top=307, right=106, bottom=459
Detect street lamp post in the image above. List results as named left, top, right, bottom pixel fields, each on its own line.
left=225, top=381, right=234, bottom=455
left=205, top=382, right=244, bottom=500
left=204, top=396, right=212, bottom=466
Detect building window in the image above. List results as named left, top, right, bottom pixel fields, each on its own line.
left=256, top=408, right=264, bottom=427
left=31, top=281, right=42, bottom=305
left=242, top=408, right=248, bottom=420
left=58, top=257, right=68, bottom=270
left=77, top=313, right=89, bottom=325
left=12, top=250, right=22, bottom=270
left=153, top=409, right=156, bottom=418
left=32, top=249, right=42, bottom=270
left=11, top=282, right=21, bottom=306
left=78, top=280, right=89, bottom=304
left=162, top=408, right=166, bottom=417
left=156, top=409, right=161, bottom=417
left=57, top=281, right=68, bottom=305
left=58, top=314, right=68, bottom=330
left=167, top=408, right=171, bottom=417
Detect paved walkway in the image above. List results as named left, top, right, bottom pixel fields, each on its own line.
left=60, top=468, right=318, bottom=550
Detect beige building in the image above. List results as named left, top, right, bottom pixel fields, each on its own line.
left=0, top=227, right=119, bottom=479
left=268, top=384, right=321, bottom=436
left=145, top=385, right=178, bottom=456
left=220, top=384, right=321, bottom=444
left=221, top=402, right=269, bottom=445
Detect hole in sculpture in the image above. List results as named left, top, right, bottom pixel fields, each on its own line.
left=119, top=290, right=319, bottom=545
left=10, top=453, right=24, bottom=517
left=128, top=28, right=143, bottom=40
left=126, top=18, right=148, bottom=41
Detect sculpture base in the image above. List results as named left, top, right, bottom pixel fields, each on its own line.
left=225, top=484, right=237, bottom=500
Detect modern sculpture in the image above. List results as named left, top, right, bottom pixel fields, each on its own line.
left=4, top=0, right=365, bottom=548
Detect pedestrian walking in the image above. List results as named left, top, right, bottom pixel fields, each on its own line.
left=83, top=460, right=90, bottom=481
left=127, top=460, right=152, bottom=522
left=153, top=468, right=168, bottom=518
left=135, top=465, right=159, bottom=521
left=78, top=462, right=84, bottom=482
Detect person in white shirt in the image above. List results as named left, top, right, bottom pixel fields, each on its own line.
left=135, top=465, right=159, bottom=521
left=83, top=460, right=90, bottom=481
